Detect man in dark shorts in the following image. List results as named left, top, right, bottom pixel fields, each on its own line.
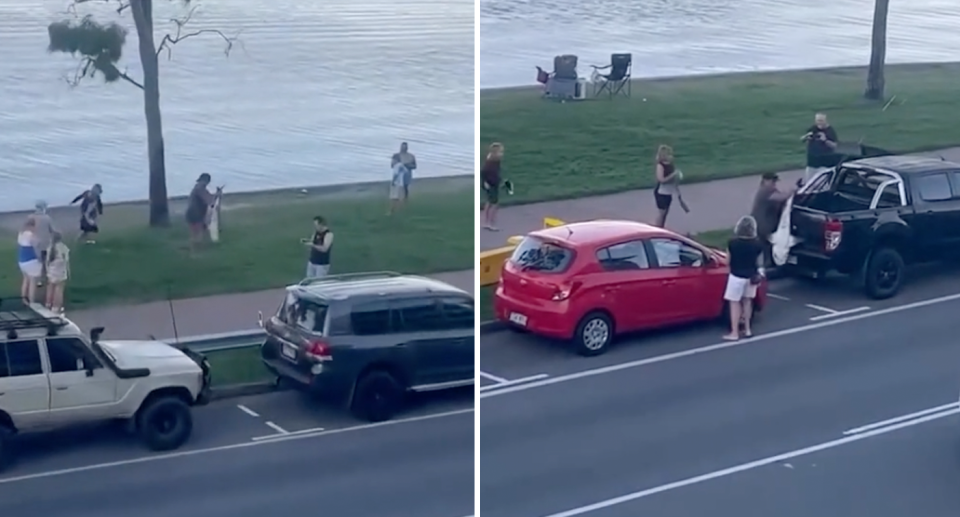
left=186, top=173, right=216, bottom=252
left=750, top=172, right=796, bottom=270
left=481, top=143, right=503, bottom=231
left=71, top=184, right=103, bottom=244
left=391, top=142, right=417, bottom=199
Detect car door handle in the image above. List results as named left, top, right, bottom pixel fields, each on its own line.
left=661, top=280, right=676, bottom=286
left=55, top=386, right=69, bottom=391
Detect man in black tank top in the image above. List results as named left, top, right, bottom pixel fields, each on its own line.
left=305, top=216, right=334, bottom=278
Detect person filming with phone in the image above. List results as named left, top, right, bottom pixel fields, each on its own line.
left=801, top=113, right=838, bottom=183
left=303, top=216, right=334, bottom=278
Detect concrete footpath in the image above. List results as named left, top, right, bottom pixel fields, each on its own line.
left=480, top=146, right=960, bottom=251
left=68, top=270, right=474, bottom=340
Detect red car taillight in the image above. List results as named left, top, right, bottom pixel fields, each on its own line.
left=824, top=218, right=843, bottom=252
left=305, top=340, right=332, bottom=360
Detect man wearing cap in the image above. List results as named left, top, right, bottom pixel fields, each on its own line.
left=32, top=200, right=57, bottom=285
left=186, top=173, right=216, bottom=252
left=751, top=172, right=797, bottom=268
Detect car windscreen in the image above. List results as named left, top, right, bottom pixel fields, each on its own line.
left=279, top=292, right=329, bottom=334
left=508, top=236, right=574, bottom=274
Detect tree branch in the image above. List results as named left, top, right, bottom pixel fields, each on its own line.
left=69, top=0, right=130, bottom=15
left=63, top=56, right=143, bottom=89
left=156, top=5, right=239, bottom=60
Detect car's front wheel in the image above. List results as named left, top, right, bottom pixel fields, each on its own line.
left=573, top=311, right=614, bottom=356
left=137, top=396, right=194, bottom=451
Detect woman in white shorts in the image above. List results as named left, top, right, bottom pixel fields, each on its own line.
left=723, top=215, right=764, bottom=341
left=17, top=217, right=42, bottom=303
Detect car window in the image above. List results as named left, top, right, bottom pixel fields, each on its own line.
left=290, top=300, right=327, bottom=333
left=836, top=169, right=891, bottom=200
left=596, top=240, right=649, bottom=271
left=3, top=340, right=43, bottom=377
left=350, top=301, right=393, bottom=336
left=509, top=236, right=575, bottom=274
left=439, top=297, right=474, bottom=330
left=650, top=238, right=705, bottom=268
left=916, top=173, right=953, bottom=202
left=394, top=298, right=446, bottom=332
left=46, top=338, right=100, bottom=373
left=876, top=183, right=901, bottom=208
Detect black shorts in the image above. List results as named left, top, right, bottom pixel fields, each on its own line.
left=484, top=184, right=500, bottom=205
left=654, top=190, right=672, bottom=211
left=80, top=218, right=99, bottom=233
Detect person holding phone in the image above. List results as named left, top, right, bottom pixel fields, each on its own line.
left=304, top=216, right=334, bottom=278
left=801, top=113, right=838, bottom=183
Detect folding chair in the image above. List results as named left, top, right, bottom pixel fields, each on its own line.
left=591, top=53, right=632, bottom=99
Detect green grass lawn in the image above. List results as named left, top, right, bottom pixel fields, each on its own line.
left=0, top=180, right=473, bottom=309
left=479, top=229, right=731, bottom=323
left=480, top=63, right=960, bottom=204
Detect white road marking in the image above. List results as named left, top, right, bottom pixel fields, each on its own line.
left=767, top=293, right=790, bottom=301
left=480, top=371, right=509, bottom=384
left=805, top=303, right=839, bottom=314
left=236, top=405, right=259, bottom=418
left=843, top=402, right=959, bottom=435
left=478, top=374, right=549, bottom=392
left=0, top=408, right=473, bottom=484
left=264, top=421, right=289, bottom=434
left=252, top=427, right=326, bottom=441
left=480, top=290, right=960, bottom=400
left=536, top=405, right=960, bottom=517
left=809, top=306, right=871, bottom=321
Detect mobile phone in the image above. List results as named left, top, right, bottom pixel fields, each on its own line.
left=300, top=238, right=309, bottom=244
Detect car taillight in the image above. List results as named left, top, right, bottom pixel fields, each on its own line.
left=551, top=287, right=571, bottom=301
left=824, top=219, right=843, bottom=252
left=305, top=340, right=332, bottom=359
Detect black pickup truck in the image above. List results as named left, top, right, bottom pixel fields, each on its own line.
left=786, top=154, right=960, bottom=299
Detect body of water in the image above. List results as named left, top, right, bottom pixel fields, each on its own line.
left=480, top=0, right=960, bottom=88
left=0, top=0, right=473, bottom=211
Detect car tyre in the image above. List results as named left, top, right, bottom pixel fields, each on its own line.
left=136, top=396, right=193, bottom=451
left=0, top=424, right=12, bottom=472
left=351, top=370, right=403, bottom=422
left=863, top=247, right=904, bottom=300
left=574, top=311, right=614, bottom=356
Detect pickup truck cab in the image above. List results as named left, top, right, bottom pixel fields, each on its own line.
left=0, top=302, right=211, bottom=471
left=787, top=155, right=960, bottom=299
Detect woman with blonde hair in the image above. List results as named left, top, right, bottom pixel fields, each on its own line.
left=653, top=144, right=682, bottom=228
left=45, top=231, right=71, bottom=313
left=481, top=142, right=504, bottom=231
left=17, top=217, right=42, bottom=303
left=723, top=215, right=764, bottom=340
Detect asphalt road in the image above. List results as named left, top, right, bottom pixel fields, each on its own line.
left=479, top=267, right=960, bottom=517
left=0, top=388, right=474, bottom=517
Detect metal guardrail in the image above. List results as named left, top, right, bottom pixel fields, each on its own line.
left=167, top=329, right=266, bottom=353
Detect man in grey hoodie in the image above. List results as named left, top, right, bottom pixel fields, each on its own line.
left=32, top=200, right=56, bottom=286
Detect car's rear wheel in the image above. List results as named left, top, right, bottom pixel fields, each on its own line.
left=351, top=370, right=404, bottom=422
left=573, top=311, right=613, bottom=356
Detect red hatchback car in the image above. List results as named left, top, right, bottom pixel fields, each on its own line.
left=493, top=220, right=767, bottom=356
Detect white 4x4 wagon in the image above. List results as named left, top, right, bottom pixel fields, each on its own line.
left=0, top=302, right=211, bottom=470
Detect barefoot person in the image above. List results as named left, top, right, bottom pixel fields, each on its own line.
left=44, top=232, right=70, bottom=314
left=71, top=184, right=103, bottom=244
left=722, top=215, right=764, bottom=341
left=391, top=142, right=417, bottom=200
left=17, top=217, right=43, bottom=303
left=481, top=143, right=504, bottom=231
left=32, top=200, right=56, bottom=287
left=653, top=145, right=682, bottom=228
left=185, top=173, right=216, bottom=252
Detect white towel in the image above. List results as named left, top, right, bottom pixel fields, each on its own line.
left=771, top=195, right=798, bottom=266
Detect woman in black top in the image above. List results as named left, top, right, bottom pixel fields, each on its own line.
left=481, top=142, right=504, bottom=231
left=70, top=184, right=103, bottom=244
left=723, top=215, right=764, bottom=340
left=653, top=145, right=681, bottom=228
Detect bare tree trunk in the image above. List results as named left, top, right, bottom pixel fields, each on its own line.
left=130, top=0, right=170, bottom=226
left=864, top=0, right=890, bottom=100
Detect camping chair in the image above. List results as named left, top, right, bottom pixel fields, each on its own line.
left=591, top=53, right=632, bottom=98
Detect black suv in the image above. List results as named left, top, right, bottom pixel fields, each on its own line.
left=259, top=272, right=475, bottom=422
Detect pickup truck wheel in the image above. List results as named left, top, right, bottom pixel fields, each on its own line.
left=863, top=247, right=905, bottom=300
left=137, top=397, right=193, bottom=451
left=351, top=371, right=403, bottom=423
left=574, top=311, right=613, bottom=357
left=0, top=425, right=12, bottom=472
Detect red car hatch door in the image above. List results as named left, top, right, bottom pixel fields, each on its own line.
left=501, top=262, right=565, bottom=301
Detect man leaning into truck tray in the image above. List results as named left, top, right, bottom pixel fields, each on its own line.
left=751, top=172, right=797, bottom=270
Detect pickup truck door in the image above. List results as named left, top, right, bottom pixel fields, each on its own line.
left=0, top=340, right=51, bottom=429
left=907, top=172, right=960, bottom=255
left=44, top=337, right=118, bottom=424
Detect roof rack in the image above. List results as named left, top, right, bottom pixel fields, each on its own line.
left=297, top=271, right=402, bottom=287
left=0, top=298, right=68, bottom=336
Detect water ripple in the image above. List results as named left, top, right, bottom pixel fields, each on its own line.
left=480, top=0, right=960, bottom=88
left=0, top=0, right=473, bottom=210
